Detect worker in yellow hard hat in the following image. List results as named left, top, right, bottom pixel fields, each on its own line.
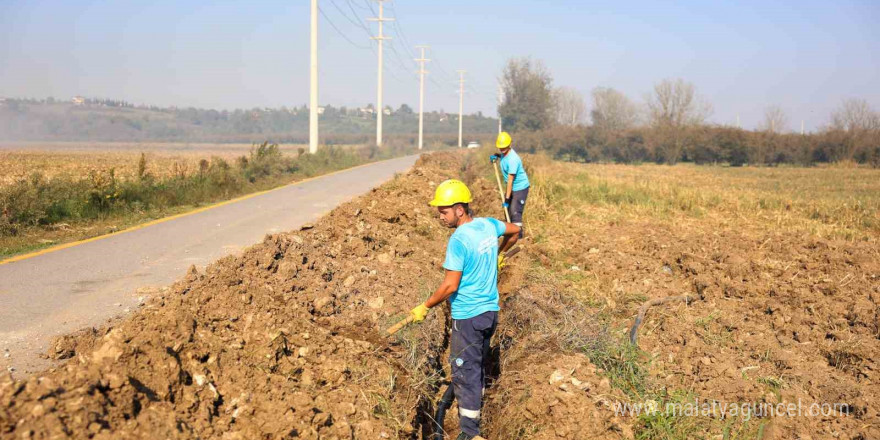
left=490, top=131, right=530, bottom=238
left=408, top=179, right=519, bottom=440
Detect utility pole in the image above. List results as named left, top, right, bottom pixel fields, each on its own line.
left=368, top=0, right=393, bottom=146
left=736, top=114, right=741, bottom=129
left=309, top=0, right=318, bottom=154
left=414, top=45, right=430, bottom=150
left=457, top=70, right=466, bottom=148
left=801, top=120, right=805, bottom=135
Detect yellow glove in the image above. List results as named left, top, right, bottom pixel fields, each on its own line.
left=498, top=254, right=506, bottom=271
left=410, top=303, right=429, bottom=323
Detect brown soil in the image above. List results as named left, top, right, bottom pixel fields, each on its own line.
left=481, top=283, right=634, bottom=440
left=0, top=152, right=467, bottom=439
left=520, top=213, right=880, bottom=439
left=632, top=227, right=879, bottom=439
left=2, top=151, right=877, bottom=439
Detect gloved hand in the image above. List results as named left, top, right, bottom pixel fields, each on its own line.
left=497, top=254, right=506, bottom=271
left=489, top=154, right=500, bottom=163
left=410, top=303, right=429, bottom=323
left=502, top=202, right=509, bottom=208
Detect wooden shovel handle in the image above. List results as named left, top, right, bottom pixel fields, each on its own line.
left=386, top=315, right=414, bottom=336
left=504, top=246, right=520, bottom=259
left=492, top=161, right=512, bottom=223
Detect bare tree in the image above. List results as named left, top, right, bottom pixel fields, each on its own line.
left=825, top=98, right=880, bottom=161
left=830, top=98, right=879, bottom=132
left=552, top=86, right=586, bottom=126
left=760, top=105, right=789, bottom=134
left=590, top=87, right=640, bottom=131
left=645, top=78, right=712, bottom=163
left=646, top=78, right=712, bottom=128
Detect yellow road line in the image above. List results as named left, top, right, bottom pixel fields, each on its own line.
left=0, top=156, right=411, bottom=265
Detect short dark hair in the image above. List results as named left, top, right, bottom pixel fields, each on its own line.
left=453, top=203, right=473, bottom=217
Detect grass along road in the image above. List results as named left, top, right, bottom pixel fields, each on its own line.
left=1, top=142, right=414, bottom=259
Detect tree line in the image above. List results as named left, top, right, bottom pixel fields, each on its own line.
left=0, top=99, right=498, bottom=143
left=498, top=57, right=880, bottom=167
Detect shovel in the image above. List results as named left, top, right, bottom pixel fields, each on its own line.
left=386, top=315, right=414, bottom=336
left=491, top=158, right=512, bottom=223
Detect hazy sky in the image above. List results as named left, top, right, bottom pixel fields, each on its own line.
left=1, top=0, right=878, bottom=131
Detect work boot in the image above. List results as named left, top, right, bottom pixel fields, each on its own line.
left=454, top=433, right=487, bottom=440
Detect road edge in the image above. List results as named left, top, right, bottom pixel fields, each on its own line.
left=1, top=154, right=419, bottom=266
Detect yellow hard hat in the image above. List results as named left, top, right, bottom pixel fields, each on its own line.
left=496, top=131, right=512, bottom=149
left=429, top=179, right=473, bottom=207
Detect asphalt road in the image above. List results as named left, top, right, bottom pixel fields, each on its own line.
left=0, top=155, right=419, bottom=376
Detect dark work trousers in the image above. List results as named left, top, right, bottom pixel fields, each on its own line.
left=450, top=310, right=498, bottom=437
left=506, top=186, right=529, bottom=238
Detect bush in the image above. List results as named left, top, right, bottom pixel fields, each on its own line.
left=508, top=125, right=879, bottom=167
left=241, top=142, right=287, bottom=182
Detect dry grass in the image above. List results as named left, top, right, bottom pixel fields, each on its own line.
left=475, top=151, right=877, bottom=439
left=504, top=155, right=878, bottom=334
left=525, top=156, right=879, bottom=242
left=0, top=142, right=361, bottom=186
left=1, top=151, right=208, bottom=185
left=0, top=142, right=403, bottom=258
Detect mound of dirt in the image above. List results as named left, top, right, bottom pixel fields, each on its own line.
left=492, top=354, right=628, bottom=439
left=483, top=290, right=633, bottom=440
left=0, top=152, right=490, bottom=439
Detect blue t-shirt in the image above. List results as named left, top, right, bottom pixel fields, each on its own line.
left=500, top=149, right=530, bottom=191
left=443, top=217, right=506, bottom=320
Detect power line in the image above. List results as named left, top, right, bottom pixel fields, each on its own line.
left=426, top=52, right=457, bottom=82
left=427, top=76, right=458, bottom=99
left=384, top=1, right=482, bottom=105
left=320, top=0, right=415, bottom=86
left=385, top=2, right=419, bottom=60
left=317, top=8, right=410, bottom=97
left=343, top=0, right=373, bottom=38
left=388, top=26, right=419, bottom=69
left=383, top=56, right=414, bottom=85
left=387, top=0, right=464, bottom=94
left=379, top=43, right=418, bottom=86
left=346, top=0, right=371, bottom=10
left=320, top=0, right=478, bottom=114
left=386, top=40, right=419, bottom=77
left=466, top=83, right=497, bottom=101
left=362, top=0, right=377, bottom=15
left=328, top=0, right=371, bottom=37
left=318, top=6, right=371, bottom=50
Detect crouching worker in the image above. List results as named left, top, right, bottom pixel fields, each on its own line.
left=409, top=179, right=520, bottom=440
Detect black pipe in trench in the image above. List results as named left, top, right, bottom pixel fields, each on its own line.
left=432, top=384, right=455, bottom=440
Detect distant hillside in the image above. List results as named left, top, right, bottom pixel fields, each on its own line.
left=0, top=98, right=498, bottom=143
